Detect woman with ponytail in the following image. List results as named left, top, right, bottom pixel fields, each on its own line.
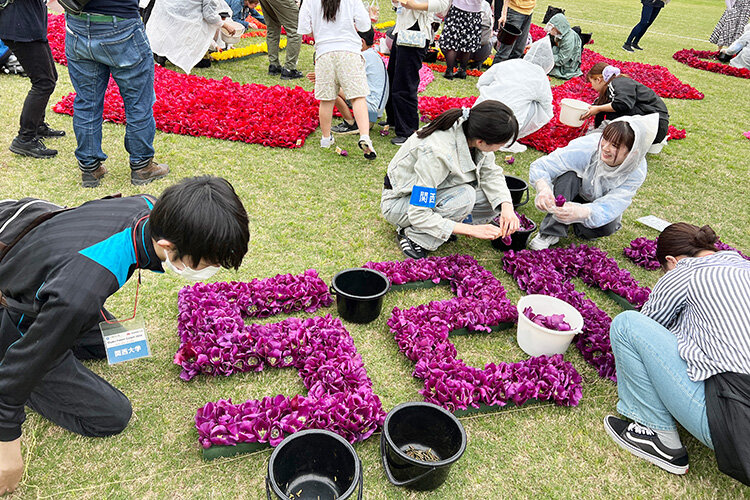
left=381, top=100, right=520, bottom=259
left=581, top=62, right=670, bottom=145
left=605, top=222, right=750, bottom=484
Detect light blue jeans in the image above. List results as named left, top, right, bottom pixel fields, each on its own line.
left=65, top=15, right=156, bottom=169
left=610, top=310, right=713, bottom=449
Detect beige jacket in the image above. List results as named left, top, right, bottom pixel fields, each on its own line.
left=382, top=120, right=513, bottom=241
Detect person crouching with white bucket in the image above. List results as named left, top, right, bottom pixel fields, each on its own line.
left=527, top=114, right=658, bottom=251
left=381, top=100, right=520, bottom=259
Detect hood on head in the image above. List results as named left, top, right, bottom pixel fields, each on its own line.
left=548, top=13, right=572, bottom=35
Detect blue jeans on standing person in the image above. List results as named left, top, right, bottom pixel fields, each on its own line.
left=625, top=4, right=662, bottom=46
left=609, top=310, right=714, bottom=449
left=64, top=15, right=156, bottom=171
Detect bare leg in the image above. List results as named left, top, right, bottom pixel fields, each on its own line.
left=319, top=100, right=335, bottom=138
left=350, top=97, right=370, bottom=137
left=335, top=92, right=354, bottom=123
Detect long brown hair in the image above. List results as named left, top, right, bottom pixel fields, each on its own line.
left=656, top=223, right=718, bottom=268
left=322, top=0, right=341, bottom=22
left=416, top=100, right=519, bottom=145
left=587, top=62, right=628, bottom=106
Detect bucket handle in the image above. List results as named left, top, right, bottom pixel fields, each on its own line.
left=266, top=460, right=363, bottom=500
left=380, top=434, right=437, bottom=488
left=329, top=285, right=336, bottom=297
left=515, top=186, right=529, bottom=208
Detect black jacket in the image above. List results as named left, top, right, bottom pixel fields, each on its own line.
left=595, top=76, right=669, bottom=128
left=0, top=0, right=47, bottom=42
left=0, top=195, right=163, bottom=441
left=706, top=372, right=750, bottom=486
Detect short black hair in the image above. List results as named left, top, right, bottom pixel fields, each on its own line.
left=357, top=28, right=375, bottom=47
left=150, top=176, right=249, bottom=270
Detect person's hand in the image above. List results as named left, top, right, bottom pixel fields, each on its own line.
left=368, top=4, right=379, bottom=22
left=552, top=201, right=591, bottom=224
left=306, top=71, right=316, bottom=83
left=223, top=21, right=237, bottom=35
left=468, top=224, right=505, bottom=240
left=0, top=438, right=23, bottom=496
left=398, top=0, right=410, bottom=7
left=534, top=180, right=555, bottom=212
left=579, top=105, right=599, bottom=120
left=494, top=202, right=519, bottom=237
left=498, top=13, right=507, bottom=27
left=719, top=47, right=728, bottom=54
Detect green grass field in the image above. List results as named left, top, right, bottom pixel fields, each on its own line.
left=1, top=0, right=749, bottom=497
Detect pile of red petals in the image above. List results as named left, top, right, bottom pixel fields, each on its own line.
left=624, top=237, right=750, bottom=270
left=673, top=49, right=750, bottom=79
left=366, top=255, right=583, bottom=410
left=48, top=14, right=320, bottom=148
left=178, top=270, right=386, bottom=448
left=503, top=245, right=652, bottom=381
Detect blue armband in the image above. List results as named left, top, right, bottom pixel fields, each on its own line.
left=409, top=186, right=437, bottom=208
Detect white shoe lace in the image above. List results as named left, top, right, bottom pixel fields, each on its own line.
left=627, top=422, right=655, bottom=436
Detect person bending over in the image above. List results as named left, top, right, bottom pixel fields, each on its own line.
left=0, top=176, right=250, bottom=495
left=605, top=222, right=750, bottom=484
left=528, top=114, right=658, bottom=250
left=381, top=100, right=520, bottom=259
left=545, top=12, right=581, bottom=80
left=581, top=62, right=670, bottom=145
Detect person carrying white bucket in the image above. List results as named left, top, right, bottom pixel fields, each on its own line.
left=527, top=114, right=658, bottom=250
left=580, top=62, right=670, bottom=146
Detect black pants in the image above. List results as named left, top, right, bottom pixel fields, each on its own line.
left=386, top=29, right=427, bottom=138
left=0, top=307, right=132, bottom=438
left=4, top=40, right=58, bottom=141
left=539, top=171, right=622, bottom=239
left=625, top=4, right=661, bottom=46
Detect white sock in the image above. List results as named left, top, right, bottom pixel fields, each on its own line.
left=654, top=428, right=682, bottom=449
left=359, top=134, right=371, bottom=142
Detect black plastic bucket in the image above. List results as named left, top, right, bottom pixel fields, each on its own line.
left=498, top=23, right=522, bottom=45
left=330, top=268, right=390, bottom=324
left=381, top=402, right=467, bottom=491
left=491, top=220, right=537, bottom=251
left=266, top=429, right=363, bottom=500
left=505, top=175, right=529, bottom=208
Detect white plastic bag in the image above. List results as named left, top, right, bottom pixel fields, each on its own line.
left=475, top=59, right=553, bottom=138
left=523, top=35, right=554, bottom=75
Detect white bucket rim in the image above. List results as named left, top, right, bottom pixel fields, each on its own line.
left=516, top=294, right=584, bottom=335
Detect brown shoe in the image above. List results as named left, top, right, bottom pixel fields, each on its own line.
left=81, top=164, right=108, bottom=188
left=131, top=159, right=169, bottom=186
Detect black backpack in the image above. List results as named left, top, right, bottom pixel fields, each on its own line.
left=0, top=198, right=68, bottom=264
left=542, top=6, right=565, bottom=25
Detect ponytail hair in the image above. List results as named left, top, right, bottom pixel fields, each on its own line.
left=656, top=223, right=718, bottom=268
left=587, top=62, right=628, bottom=106
left=322, top=0, right=341, bottom=22
left=416, top=100, right=519, bottom=146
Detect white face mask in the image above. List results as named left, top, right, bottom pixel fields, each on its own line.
left=164, top=254, right=221, bottom=282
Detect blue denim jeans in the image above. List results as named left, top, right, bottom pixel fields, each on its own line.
left=65, top=15, right=156, bottom=169
left=610, top=311, right=713, bottom=449
left=626, top=4, right=661, bottom=45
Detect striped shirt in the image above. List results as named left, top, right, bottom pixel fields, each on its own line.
left=641, top=251, right=750, bottom=382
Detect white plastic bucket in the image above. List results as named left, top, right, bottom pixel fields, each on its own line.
left=648, top=139, right=666, bottom=154
left=220, top=22, right=245, bottom=46
left=516, top=294, right=584, bottom=357
left=559, top=99, right=589, bottom=127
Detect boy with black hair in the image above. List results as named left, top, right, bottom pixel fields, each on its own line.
left=0, top=176, right=249, bottom=495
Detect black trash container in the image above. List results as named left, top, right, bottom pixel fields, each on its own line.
left=505, top=175, right=529, bottom=208
left=330, top=268, right=390, bottom=324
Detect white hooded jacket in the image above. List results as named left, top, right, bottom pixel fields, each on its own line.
left=529, top=114, right=659, bottom=228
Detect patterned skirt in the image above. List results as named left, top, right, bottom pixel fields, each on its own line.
left=709, top=0, right=750, bottom=46
left=439, top=6, right=482, bottom=52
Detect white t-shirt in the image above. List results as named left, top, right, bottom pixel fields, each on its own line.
left=298, top=0, right=372, bottom=57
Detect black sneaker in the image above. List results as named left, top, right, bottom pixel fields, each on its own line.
left=280, top=68, right=304, bottom=80
left=36, top=122, right=65, bottom=138
left=390, top=136, right=408, bottom=146
left=331, top=120, right=358, bottom=134
left=603, top=415, right=689, bottom=475
left=632, top=43, right=643, bottom=50
left=378, top=120, right=389, bottom=127
left=268, top=64, right=282, bottom=75
left=454, top=68, right=467, bottom=79
left=622, top=44, right=634, bottom=53
left=443, top=69, right=454, bottom=80
left=397, top=229, right=426, bottom=259
left=9, top=137, right=57, bottom=158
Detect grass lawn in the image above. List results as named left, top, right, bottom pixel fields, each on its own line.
left=1, top=0, right=749, bottom=497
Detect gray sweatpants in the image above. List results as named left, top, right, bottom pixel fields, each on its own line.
left=381, top=184, right=500, bottom=251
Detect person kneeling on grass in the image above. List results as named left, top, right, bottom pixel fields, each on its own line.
left=605, top=222, right=750, bottom=484
left=325, top=28, right=389, bottom=135
left=0, top=176, right=249, bottom=496
left=720, top=23, right=750, bottom=70
left=527, top=114, right=658, bottom=251
left=381, top=100, right=520, bottom=259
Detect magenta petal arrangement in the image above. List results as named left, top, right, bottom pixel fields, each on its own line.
left=503, top=245, right=652, bottom=381
left=624, top=237, right=750, bottom=270
left=364, top=255, right=583, bottom=411
left=523, top=307, right=571, bottom=331
left=176, top=270, right=385, bottom=449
